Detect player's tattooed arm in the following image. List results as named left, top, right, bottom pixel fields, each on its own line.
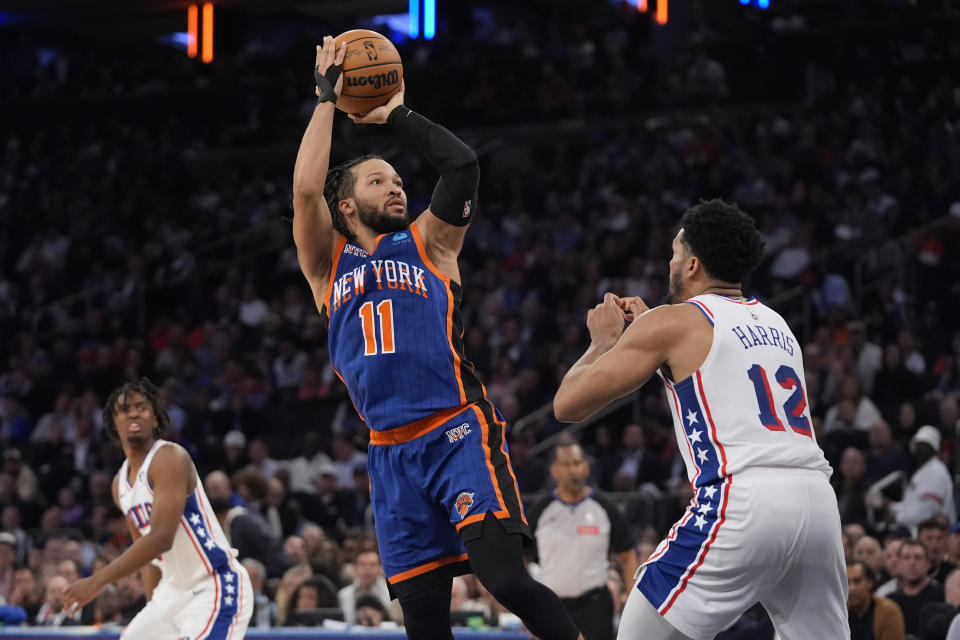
left=64, top=446, right=192, bottom=612
left=293, top=37, right=347, bottom=296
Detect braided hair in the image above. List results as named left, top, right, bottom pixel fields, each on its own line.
left=102, top=378, right=170, bottom=442
left=323, top=154, right=382, bottom=242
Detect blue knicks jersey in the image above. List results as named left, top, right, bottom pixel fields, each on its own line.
left=323, top=222, right=485, bottom=431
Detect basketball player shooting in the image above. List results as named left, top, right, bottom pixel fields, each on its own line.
left=292, top=37, right=583, bottom=640
left=63, top=379, right=253, bottom=639
left=554, top=200, right=849, bottom=640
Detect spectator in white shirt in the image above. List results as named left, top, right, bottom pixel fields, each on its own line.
left=272, top=339, right=309, bottom=398
left=284, top=432, right=332, bottom=494
left=31, top=392, right=77, bottom=444
left=337, top=550, right=393, bottom=625
left=846, top=321, right=883, bottom=395
left=35, top=575, right=81, bottom=627
left=824, top=375, right=882, bottom=433
left=897, top=329, right=926, bottom=376
left=871, top=426, right=956, bottom=528
left=248, top=439, right=280, bottom=479
left=331, top=434, right=366, bottom=490
left=239, top=283, right=270, bottom=328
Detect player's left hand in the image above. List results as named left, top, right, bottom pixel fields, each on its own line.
left=616, top=295, right=650, bottom=321
left=348, top=81, right=405, bottom=124
left=587, top=293, right=628, bottom=349
left=63, top=576, right=103, bottom=614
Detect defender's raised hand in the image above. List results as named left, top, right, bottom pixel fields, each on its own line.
left=616, top=295, right=650, bottom=321
left=587, top=293, right=629, bottom=349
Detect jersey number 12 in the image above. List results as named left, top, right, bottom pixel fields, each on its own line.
left=746, top=364, right=812, bottom=437
left=359, top=300, right=395, bottom=356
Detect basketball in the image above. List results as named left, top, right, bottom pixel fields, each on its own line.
left=332, top=29, right=403, bottom=114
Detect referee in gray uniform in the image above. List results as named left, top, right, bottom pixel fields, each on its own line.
left=527, top=440, right=639, bottom=640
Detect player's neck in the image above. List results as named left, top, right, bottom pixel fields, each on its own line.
left=123, top=439, right=156, bottom=473
left=696, top=283, right=742, bottom=299
left=351, top=225, right=383, bottom=254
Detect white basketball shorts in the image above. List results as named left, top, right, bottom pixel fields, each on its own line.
left=621, top=467, right=849, bottom=640
left=122, top=562, right=253, bottom=640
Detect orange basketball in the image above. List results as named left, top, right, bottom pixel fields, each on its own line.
left=333, top=29, right=403, bottom=114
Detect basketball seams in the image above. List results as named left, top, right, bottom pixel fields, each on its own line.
left=341, top=61, right=403, bottom=72
left=342, top=35, right=393, bottom=47
left=340, top=88, right=403, bottom=100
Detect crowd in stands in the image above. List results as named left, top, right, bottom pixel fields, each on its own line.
left=0, top=0, right=958, bottom=636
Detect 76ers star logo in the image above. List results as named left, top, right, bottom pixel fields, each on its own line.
left=455, top=492, right=475, bottom=519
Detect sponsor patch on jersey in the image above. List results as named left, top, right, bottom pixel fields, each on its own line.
left=343, top=243, right=368, bottom=257
left=455, top=491, right=475, bottom=519
left=445, top=422, right=471, bottom=443
left=577, top=525, right=600, bottom=536
left=392, top=232, right=409, bottom=241
left=462, top=199, right=472, bottom=218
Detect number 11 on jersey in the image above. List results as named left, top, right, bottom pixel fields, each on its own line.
left=360, top=300, right=395, bottom=356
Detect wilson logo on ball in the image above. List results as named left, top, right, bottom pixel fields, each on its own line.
left=345, top=70, right=400, bottom=91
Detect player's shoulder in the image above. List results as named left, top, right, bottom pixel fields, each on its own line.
left=111, top=469, right=121, bottom=498
left=150, top=441, right=194, bottom=470
left=629, top=302, right=709, bottom=337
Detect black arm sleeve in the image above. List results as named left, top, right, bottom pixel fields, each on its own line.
left=387, top=105, right=479, bottom=226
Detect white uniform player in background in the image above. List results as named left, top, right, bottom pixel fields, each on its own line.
left=65, top=379, right=253, bottom=640
left=555, top=199, right=849, bottom=640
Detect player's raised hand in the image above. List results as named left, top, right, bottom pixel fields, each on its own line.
left=587, top=293, right=628, bottom=349
left=314, top=36, right=347, bottom=102
left=348, top=81, right=405, bottom=124
left=616, top=295, right=650, bottom=321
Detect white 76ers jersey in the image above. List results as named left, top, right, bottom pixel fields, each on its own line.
left=663, top=294, right=832, bottom=487
left=117, top=440, right=235, bottom=588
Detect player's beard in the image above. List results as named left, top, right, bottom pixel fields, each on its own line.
left=356, top=199, right=409, bottom=234
left=668, top=268, right=684, bottom=304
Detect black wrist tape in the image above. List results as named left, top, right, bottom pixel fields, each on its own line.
left=315, top=63, right=343, bottom=104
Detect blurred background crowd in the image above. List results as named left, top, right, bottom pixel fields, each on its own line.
left=0, top=0, right=958, bottom=637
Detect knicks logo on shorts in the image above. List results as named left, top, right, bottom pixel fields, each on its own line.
left=445, top=422, right=471, bottom=443
left=455, top=492, right=475, bottom=519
